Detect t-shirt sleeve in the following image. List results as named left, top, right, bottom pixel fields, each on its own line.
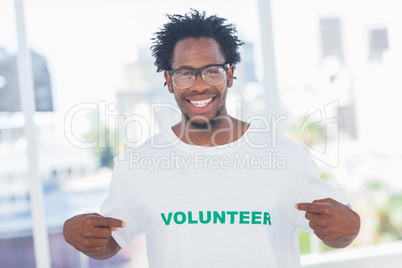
left=294, top=159, right=350, bottom=233
left=100, top=157, right=142, bottom=248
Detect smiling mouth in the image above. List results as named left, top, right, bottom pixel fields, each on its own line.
left=188, top=98, right=213, bottom=108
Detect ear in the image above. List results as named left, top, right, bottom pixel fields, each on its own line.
left=164, top=70, right=174, bottom=93
left=227, top=64, right=235, bottom=88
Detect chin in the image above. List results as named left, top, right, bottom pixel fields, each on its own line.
left=184, top=113, right=220, bottom=129
left=190, top=119, right=217, bottom=129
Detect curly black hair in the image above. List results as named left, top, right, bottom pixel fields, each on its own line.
left=151, top=9, right=244, bottom=72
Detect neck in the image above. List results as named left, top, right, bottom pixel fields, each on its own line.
left=172, top=111, right=249, bottom=147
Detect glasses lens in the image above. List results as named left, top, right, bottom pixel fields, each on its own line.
left=171, top=65, right=227, bottom=89
left=172, top=70, right=195, bottom=89
left=202, top=66, right=226, bottom=85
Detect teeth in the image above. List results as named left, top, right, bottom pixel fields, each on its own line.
left=189, top=98, right=213, bottom=108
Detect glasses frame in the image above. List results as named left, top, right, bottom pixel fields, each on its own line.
left=167, top=63, right=229, bottom=89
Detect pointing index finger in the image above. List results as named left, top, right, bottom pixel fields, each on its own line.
left=295, top=202, right=330, bottom=214
left=96, top=217, right=126, bottom=228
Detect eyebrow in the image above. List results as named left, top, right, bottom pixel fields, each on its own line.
left=175, top=65, right=193, bottom=69
left=173, top=63, right=225, bottom=70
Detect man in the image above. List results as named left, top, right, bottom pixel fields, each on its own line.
left=63, top=10, right=360, bottom=267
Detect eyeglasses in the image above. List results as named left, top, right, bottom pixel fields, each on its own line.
left=168, top=64, right=228, bottom=89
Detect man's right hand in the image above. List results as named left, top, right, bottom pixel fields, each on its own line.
left=63, top=213, right=125, bottom=259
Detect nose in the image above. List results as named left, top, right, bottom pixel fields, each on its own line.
left=190, top=73, right=209, bottom=92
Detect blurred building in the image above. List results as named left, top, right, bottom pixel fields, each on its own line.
left=273, top=1, right=402, bottom=151
left=116, top=46, right=179, bottom=144
left=0, top=48, right=53, bottom=112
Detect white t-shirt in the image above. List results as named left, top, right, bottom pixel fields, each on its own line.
left=100, top=126, right=348, bottom=268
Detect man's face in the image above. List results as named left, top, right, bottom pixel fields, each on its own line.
left=165, top=38, right=234, bottom=128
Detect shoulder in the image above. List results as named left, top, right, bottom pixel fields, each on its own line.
left=245, top=126, right=306, bottom=154
left=244, top=127, right=313, bottom=170
left=113, top=129, right=174, bottom=165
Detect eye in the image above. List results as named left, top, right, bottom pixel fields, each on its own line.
left=206, top=69, right=219, bottom=74
left=175, top=70, right=193, bottom=78
left=205, top=67, right=225, bottom=77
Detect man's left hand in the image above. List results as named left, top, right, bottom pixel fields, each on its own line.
left=296, top=198, right=360, bottom=248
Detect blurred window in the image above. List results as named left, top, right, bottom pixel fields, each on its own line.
left=369, top=28, right=389, bottom=62
left=320, top=17, right=344, bottom=65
